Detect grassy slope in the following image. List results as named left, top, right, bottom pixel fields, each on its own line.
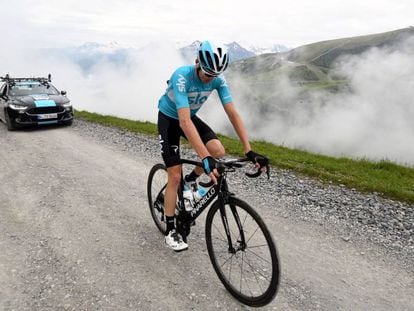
left=228, top=27, right=414, bottom=92
left=75, top=110, right=414, bottom=204
left=287, top=27, right=414, bottom=68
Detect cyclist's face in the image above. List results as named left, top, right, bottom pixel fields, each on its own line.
left=197, top=66, right=216, bottom=83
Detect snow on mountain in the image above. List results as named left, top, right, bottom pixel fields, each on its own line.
left=249, top=44, right=291, bottom=55
left=43, top=41, right=290, bottom=73
left=225, top=41, right=255, bottom=61
left=178, top=41, right=288, bottom=62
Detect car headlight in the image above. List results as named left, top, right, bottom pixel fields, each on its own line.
left=63, top=101, right=72, bottom=108
left=9, top=103, right=28, bottom=110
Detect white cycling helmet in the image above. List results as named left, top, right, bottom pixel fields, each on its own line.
left=198, top=41, right=229, bottom=76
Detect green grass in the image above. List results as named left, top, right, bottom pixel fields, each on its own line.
left=76, top=110, right=414, bottom=204
left=76, top=110, right=158, bottom=136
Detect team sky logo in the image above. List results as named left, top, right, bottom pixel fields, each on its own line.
left=176, top=74, right=186, bottom=92
left=188, top=91, right=212, bottom=109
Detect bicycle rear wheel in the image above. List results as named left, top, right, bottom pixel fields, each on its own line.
left=147, top=163, right=168, bottom=235
left=205, top=197, right=280, bottom=307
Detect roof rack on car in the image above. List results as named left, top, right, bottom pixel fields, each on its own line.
left=0, top=74, right=52, bottom=86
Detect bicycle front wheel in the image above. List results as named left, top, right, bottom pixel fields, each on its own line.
left=147, top=163, right=168, bottom=235
left=205, top=197, right=280, bottom=307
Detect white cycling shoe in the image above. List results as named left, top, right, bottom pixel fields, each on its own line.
left=165, top=229, right=188, bottom=252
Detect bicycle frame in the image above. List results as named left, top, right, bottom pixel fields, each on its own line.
left=178, top=159, right=226, bottom=220
left=178, top=159, right=246, bottom=252
left=149, top=158, right=279, bottom=306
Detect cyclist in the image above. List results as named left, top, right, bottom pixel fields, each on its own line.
left=158, top=40, right=269, bottom=251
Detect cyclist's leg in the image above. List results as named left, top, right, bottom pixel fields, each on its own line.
left=206, top=139, right=225, bottom=157
left=164, top=165, right=181, bottom=218
left=158, top=111, right=182, bottom=219
left=191, top=115, right=225, bottom=156
left=190, top=115, right=225, bottom=176
left=158, top=112, right=188, bottom=251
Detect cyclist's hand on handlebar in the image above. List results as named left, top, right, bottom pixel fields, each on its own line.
left=202, top=156, right=219, bottom=184
left=245, top=150, right=270, bottom=176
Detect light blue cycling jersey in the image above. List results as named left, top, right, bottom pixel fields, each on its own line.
left=158, top=65, right=233, bottom=119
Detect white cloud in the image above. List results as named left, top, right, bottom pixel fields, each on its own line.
left=1, top=0, right=414, bottom=165
left=202, top=37, right=414, bottom=166
left=3, top=0, right=414, bottom=47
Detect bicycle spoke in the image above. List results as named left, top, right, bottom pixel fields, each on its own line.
left=219, top=228, right=272, bottom=292
left=241, top=252, right=272, bottom=282
left=219, top=253, right=236, bottom=269
left=214, top=249, right=233, bottom=254
left=246, top=244, right=269, bottom=249
left=246, top=248, right=272, bottom=265
left=212, top=222, right=229, bottom=243
left=242, top=252, right=264, bottom=294
left=246, top=225, right=260, bottom=245
left=206, top=196, right=279, bottom=306
left=246, top=255, right=267, bottom=295
left=228, top=254, right=233, bottom=286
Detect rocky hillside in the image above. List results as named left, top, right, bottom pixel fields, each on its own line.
left=287, top=27, right=414, bottom=68
left=227, top=27, right=414, bottom=90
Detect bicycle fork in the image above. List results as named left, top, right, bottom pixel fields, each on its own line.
left=219, top=202, right=247, bottom=254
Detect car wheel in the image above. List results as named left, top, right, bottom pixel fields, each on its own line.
left=5, top=112, right=16, bottom=131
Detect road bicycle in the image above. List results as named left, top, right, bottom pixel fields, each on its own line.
left=147, top=157, right=280, bottom=307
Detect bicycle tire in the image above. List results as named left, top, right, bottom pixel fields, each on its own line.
left=205, top=197, right=280, bottom=307
left=147, top=163, right=168, bottom=235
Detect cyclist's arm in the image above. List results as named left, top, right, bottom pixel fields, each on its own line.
left=215, top=76, right=251, bottom=153
left=177, top=107, right=210, bottom=159
left=223, top=102, right=252, bottom=154
left=178, top=108, right=218, bottom=182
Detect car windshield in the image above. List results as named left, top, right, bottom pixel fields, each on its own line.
left=10, top=82, right=59, bottom=96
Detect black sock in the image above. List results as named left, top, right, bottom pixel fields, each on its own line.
left=166, top=216, right=175, bottom=235
left=185, top=170, right=199, bottom=182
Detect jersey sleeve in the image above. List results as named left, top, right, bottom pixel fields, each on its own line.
left=170, top=70, right=189, bottom=110
left=215, top=76, right=233, bottom=105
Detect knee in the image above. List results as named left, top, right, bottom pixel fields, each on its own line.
left=211, top=144, right=225, bottom=158
left=207, top=140, right=226, bottom=158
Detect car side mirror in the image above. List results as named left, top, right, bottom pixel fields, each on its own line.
left=61, top=90, right=67, bottom=96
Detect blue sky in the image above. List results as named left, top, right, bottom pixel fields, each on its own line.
left=4, top=0, right=414, bottom=48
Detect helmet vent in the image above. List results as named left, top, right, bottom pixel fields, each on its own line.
left=197, top=40, right=229, bottom=76
left=205, top=52, right=214, bottom=71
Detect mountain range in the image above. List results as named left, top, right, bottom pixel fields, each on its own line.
left=179, top=41, right=290, bottom=62
left=43, top=27, right=414, bottom=85
left=227, top=27, right=414, bottom=90
left=46, top=40, right=290, bottom=72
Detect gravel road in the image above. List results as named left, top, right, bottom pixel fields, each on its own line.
left=0, top=120, right=413, bottom=310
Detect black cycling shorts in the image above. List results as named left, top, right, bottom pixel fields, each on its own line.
left=158, top=111, right=218, bottom=168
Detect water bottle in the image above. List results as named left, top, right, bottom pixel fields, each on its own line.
left=193, top=186, right=208, bottom=202
left=182, top=187, right=194, bottom=211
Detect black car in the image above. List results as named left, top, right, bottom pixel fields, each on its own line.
left=0, top=74, right=74, bottom=131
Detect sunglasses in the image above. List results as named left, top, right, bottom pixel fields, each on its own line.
left=204, top=72, right=216, bottom=78
left=200, top=69, right=217, bottom=78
